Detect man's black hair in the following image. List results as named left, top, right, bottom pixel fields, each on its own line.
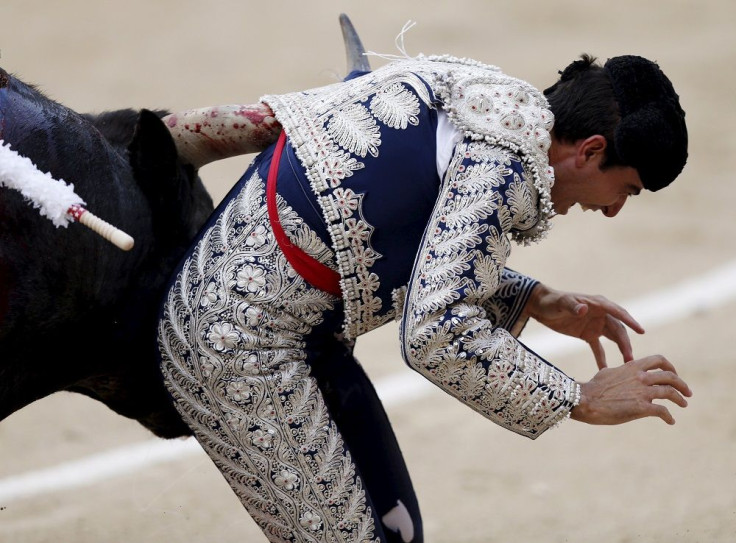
left=544, top=54, right=687, bottom=191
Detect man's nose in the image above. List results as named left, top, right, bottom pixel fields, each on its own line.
left=603, top=195, right=627, bottom=218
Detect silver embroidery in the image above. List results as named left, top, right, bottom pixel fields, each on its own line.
left=391, top=287, right=408, bottom=320
left=158, top=174, right=379, bottom=542
left=370, top=82, right=421, bottom=129
left=327, top=103, right=381, bottom=159
left=264, top=69, right=433, bottom=340
left=263, top=56, right=555, bottom=339
left=401, top=141, right=577, bottom=438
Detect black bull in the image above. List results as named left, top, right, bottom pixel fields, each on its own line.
left=0, top=13, right=371, bottom=444
left=0, top=67, right=214, bottom=438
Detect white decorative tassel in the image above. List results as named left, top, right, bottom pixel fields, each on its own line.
left=364, top=20, right=418, bottom=63
left=0, top=140, right=135, bottom=251
left=394, top=20, right=417, bottom=58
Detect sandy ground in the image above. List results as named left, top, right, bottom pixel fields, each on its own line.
left=1, top=0, right=735, bottom=541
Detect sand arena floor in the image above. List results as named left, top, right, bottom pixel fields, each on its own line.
left=0, top=1, right=734, bottom=541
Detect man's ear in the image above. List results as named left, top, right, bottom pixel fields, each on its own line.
left=575, top=135, right=608, bottom=167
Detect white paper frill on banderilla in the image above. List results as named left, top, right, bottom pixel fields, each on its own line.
left=0, top=139, right=134, bottom=250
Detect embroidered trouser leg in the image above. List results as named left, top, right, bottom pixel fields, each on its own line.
left=309, top=336, right=423, bottom=543
left=158, top=174, right=383, bottom=542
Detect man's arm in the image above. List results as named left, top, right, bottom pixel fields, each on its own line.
left=401, top=143, right=579, bottom=439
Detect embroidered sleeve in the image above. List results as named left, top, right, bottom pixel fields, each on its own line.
left=481, top=268, right=538, bottom=338
left=400, top=142, right=579, bottom=439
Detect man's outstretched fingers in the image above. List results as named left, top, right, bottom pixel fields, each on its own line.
left=589, top=338, right=607, bottom=369
left=649, top=384, right=689, bottom=408
left=574, top=353, right=692, bottom=426
left=599, top=296, right=645, bottom=334
left=639, top=369, right=693, bottom=398
left=648, top=403, right=676, bottom=425
left=638, top=354, right=678, bottom=373
left=606, top=315, right=634, bottom=361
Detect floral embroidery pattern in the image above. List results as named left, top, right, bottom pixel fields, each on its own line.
left=158, top=174, right=378, bottom=542
left=401, top=142, right=579, bottom=438
left=263, top=56, right=555, bottom=339
left=264, top=68, right=434, bottom=340
left=208, top=322, right=239, bottom=352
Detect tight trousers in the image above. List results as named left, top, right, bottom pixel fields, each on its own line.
left=158, top=162, right=422, bottom=542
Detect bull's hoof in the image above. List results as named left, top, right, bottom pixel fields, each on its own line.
left=0, top=68, right=8, bottom=88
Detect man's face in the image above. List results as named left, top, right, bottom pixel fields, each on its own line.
left=548, top=135, right=644, bottom=217
left=551, top=164, right=643, bottom=217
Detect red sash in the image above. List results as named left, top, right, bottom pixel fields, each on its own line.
left=266, top=132, right=342, bottom=297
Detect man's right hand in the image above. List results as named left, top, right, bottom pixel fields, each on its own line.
left=571, top=355, right=692, bottom=425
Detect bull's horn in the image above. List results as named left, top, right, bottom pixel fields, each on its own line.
left=163, top=103, right=282, bottom=169
left=340, top=14, right=371, bottom=74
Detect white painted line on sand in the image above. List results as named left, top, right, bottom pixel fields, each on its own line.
left=1, top=259, right=735, bottom=503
